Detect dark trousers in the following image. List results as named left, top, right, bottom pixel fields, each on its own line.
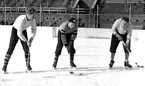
left=4, top=27, right=29, bottom=64
left=110, top=33, right=131, bottom=53
left=55, top=30, right=76, bottom=57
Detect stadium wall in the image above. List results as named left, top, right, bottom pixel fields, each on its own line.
left=0, top=11, right=145, bottom=29
left=0, top=12, right=96, bottom=28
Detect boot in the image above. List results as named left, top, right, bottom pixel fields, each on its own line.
left=70, top=55, right=76, bottom=68
left=109, top=60, right=115, bottom=68
left=52, top=56, right=59, bottom=69
left=124, top=61, right=132, bottom=69
left=25, top=54, right=32, bottom=71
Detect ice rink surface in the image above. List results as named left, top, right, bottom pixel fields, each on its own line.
left=0, top=25, right=145, bottom=86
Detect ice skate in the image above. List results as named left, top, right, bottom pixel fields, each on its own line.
left=26, top=63, right=32, bottom=73
left=2, top=70, right=8, bottom=74
left=70, top=61, right=77, bottom=69
left=52, top=60, right=58, bottom=70
left=52, top=65, right=57, bottom=70
left=109, top=60, right=115, bottom=69
left=52, top=56, right=58, bottom=70
left=2, top=64, right=8, bottom=74
left=124, top=61, right=132, bottom=69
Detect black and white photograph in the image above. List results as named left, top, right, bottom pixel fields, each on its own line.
left=0, top=0, right=145, bottom=86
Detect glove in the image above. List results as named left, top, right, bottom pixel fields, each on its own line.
left=29, top=37, right=33, bottom=43
left=123, top=40, right=131, bottom=52
left=115, top=33, right=123, bottom=41
left=68, top=40, right=73, bottom=46
left=28, top=37, right=34, bottom=47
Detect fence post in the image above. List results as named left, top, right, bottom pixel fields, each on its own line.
left=4, top=5, right=6, bottom=25
left=39, top=4, right=42, bottom=26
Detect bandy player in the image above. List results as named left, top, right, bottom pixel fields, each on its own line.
left=52, top=18, right=78, bottom=69
left=109, top=17, right=132, bottom=69
left=2, top=7, right=37, bottom=73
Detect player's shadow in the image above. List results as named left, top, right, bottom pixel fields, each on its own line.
left=1, top=79, right=13, bottom=82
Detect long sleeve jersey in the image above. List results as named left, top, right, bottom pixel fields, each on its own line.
left=59, top=21, right=78, bottom=44
left=13, top=15, right=36, bottom=41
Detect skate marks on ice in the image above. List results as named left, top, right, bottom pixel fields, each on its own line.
left=2, top=70, right=48, bottom=74
left=68, top=66, right=144, bottom=76
left=1, top=66, right=144, bottom=86
left=1, top=63, right=144, bottom=84
left=2, top=65, right=144, bottom=76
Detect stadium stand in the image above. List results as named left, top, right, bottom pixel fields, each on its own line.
left=25, top=0, right=34, bottom=7
left=5, top=0, right=12, bottom=7
left=32, top=0, right=40, bottom=7
left=102, top=3, right=124, bottom=14
left=78, top=0, right=89, bottom=8
left=1, top=0, right=145, bottom=29
left=48, top=0, right=68, bottom=7
left=41, top=0, right=48, bottom=7
left=15, top=0, right=21, bottom=7
left=83, top=0, right=97, bottom=8
left=106, top=0, right=145, bottom=3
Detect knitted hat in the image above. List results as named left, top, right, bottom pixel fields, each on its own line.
left=68, top=17, right=77, bottom=23
left=26, top=7, right=36, bottom=15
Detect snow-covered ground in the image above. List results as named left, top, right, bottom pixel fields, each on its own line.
left=0, top=25, right=145, bottom=86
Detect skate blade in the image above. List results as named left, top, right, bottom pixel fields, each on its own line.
left=52, top=67, right=57, bottom=70
left=70, top=67, right=77, bottom=70
left=109, top=64, right=113, bottom=69
left=125, top=66, right=132, bottom=69
left=2, top=71, right=8, bottom=74
left=25, top=70, right=32, bottom=73
left=109, top=67, right=113, bottom=69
